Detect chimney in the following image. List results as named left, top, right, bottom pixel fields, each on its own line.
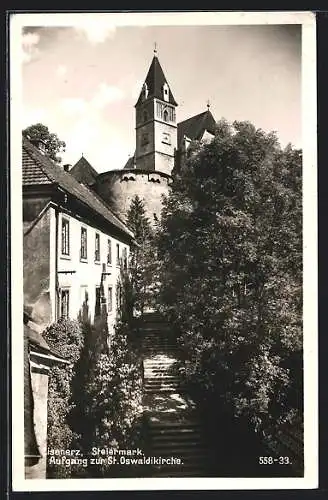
left=63, top=164, right=71, bottom=172
left=30, top=138, right=47, bottom=155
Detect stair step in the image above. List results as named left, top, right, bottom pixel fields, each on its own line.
left=149, top=419, right=201, bottom=426
left=144, top=362, right=179, bottom=366
left=144, top=384, right=180, bottom=387
left=145, top=388, right=179, bottom=393
left=144, top=367, right=180, bottom=371
left=145, top=387, right=180, bottom=391
left=144, top=366, right=180, bottom=370
left=145, top=381, right=180, bottom=384
left=144, top=367, right=180, bottom=372
left=145, top=386, right=180, bottom=390
left=151, top=439, right=207, bottom=448
left=149, top=427, right=202, bottom=436
left=151, top=432, right=203, bottom=442
left=145, top=384, right=180, bottom=388
left=145, top=378, right=179, bottom=382
left=144, top=370, right=179, bottom=374
left=150, top=447, right=209, bottom=456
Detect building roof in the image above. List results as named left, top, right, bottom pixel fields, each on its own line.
left=135, top=54, right=178, bottom=107
left=69, top=156, right=98, bottom=186
left=123, top=152, right=136, bottom=170
left=22, top=137, right=133, bottom=238
left=177, top=109, right=216, bottom=147
left=24, top=324, right=52, bottom=352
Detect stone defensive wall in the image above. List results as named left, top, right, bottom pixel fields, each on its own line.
left=94, top=169, right=172, bottom=225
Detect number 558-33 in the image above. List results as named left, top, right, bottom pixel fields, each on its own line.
left=259, top=456, right=291, bottom=465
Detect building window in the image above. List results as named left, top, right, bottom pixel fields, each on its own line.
left=108, top=286, right=113, bottom=313
left=142, top=82, right=148, bottom=101
left=122, top=247, right=128, bottom=270
left=162, top=132, right=171, bottom=145
left=156, top=102, right=175, bottom=122
left=116, top=283, right=122, bottom=310
left=141, top=132, right=149, bottom=146
left=80, top=286, right=88, bottom=307
left=80, top=227, right=87, bottom=260
left=61, top=218, right=70, bottom=256
left=116, top=243, right=120, bottom=266
left=107, top=239, right=112, bottom=265
left=60, top=289, right=70, bottom=319
left=163, top=82, right=169, bottom=102
left=95, top=286, right=101, bottom=316
left=95, top=233, right=100, bottom=262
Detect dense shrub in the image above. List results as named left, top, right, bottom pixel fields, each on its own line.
left=44, top=318, right=84, bottom=478
left=84, top=317, right=143, bottom=477
left=69, top=275, right=143, bottom=478
left=45, top=275, right=143, bottom=479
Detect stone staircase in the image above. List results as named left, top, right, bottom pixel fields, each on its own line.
left=141, top=318, right=215, bottom=477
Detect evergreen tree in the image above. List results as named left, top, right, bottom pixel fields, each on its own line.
left=69, top=274, right=143, bottom=478
left=126, top=195, right=154, bottom=315
left=157, top=119, right=302, bottom=455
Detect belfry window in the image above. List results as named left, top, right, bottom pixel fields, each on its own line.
left=142, top=82, right=148, bottom=101
left=157, top=102, right=175, bottom=122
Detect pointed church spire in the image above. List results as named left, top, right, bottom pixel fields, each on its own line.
left=135, top=52, right=178, bottom=107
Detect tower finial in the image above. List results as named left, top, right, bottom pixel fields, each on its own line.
left=207, top=99, right=210, bottom=110
left=154, top=42, right=157, bottom=56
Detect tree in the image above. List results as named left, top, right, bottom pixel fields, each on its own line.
left=69, top=278, right=143, bottom=478
left=157, top=119, right=302, bottom=457
left=126, top=195, right=155, bottom=315
left=43, top=318, right=84, bottom=478
left=23, top=123, right=66, bottom=163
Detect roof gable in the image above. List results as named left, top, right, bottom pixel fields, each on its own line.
left=70, top=156, right=98, bottom=186
left=177, top=110, right=216, bottom=146
left=123, top=152, right=136, bottom=170
left=22, top=137, right=133, bottom=238
left=135, top=55, right=177, bottom=107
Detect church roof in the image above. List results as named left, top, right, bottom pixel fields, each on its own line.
left=22, top=137, right=133, bottom=238
left=69, top=156, right=98, bottom=186
left=135, top=54, right=178, bottom=107
left=177, top=109, right=216, bottom=146
left=123, top=152, right=136, bottom=170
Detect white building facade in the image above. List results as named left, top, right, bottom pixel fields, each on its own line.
left=23, top=136, right=134, bottom=333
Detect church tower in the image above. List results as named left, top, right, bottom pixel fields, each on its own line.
left=135, top=49, right=178, bottom=176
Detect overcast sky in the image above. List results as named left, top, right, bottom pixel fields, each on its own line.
left=21, top=20, right=301, bottom=173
